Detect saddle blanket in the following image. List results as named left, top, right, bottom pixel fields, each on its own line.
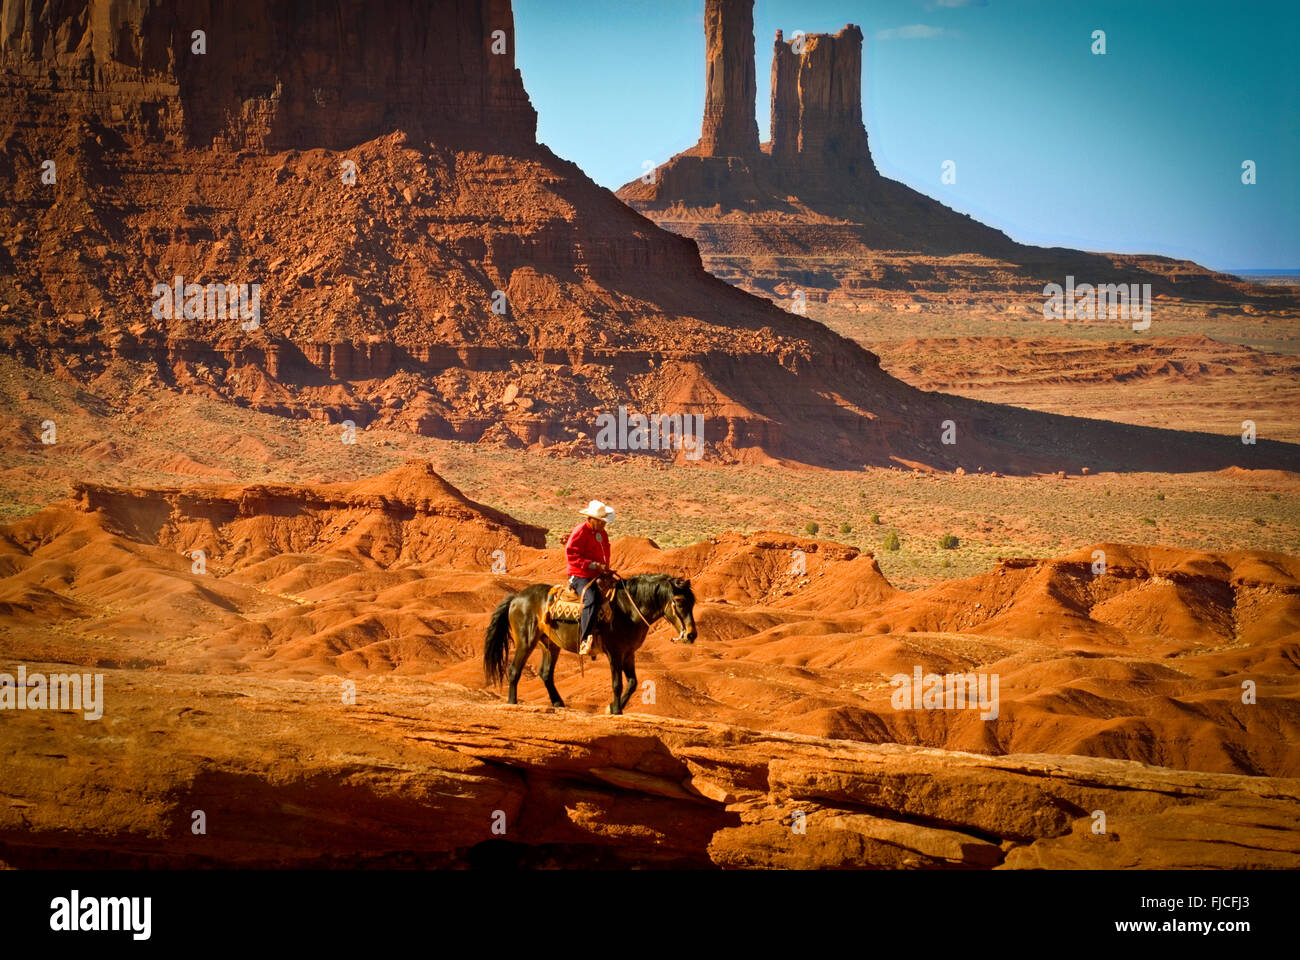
left=545, top=582, right=611, bottom=625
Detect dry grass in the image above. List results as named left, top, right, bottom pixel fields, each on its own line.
left=2, top=356, right=1295, bottom=591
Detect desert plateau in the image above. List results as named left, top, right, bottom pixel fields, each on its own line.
left=0, top=0, right=1297, bottom=885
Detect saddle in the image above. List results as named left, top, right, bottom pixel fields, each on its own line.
left=544, top=578, right=615, bottom=626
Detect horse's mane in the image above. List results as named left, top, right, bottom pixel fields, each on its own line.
left=619, top=573, right=693, bottom=617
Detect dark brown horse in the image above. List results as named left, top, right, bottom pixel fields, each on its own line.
left=483, top=574, right=697, bottom=714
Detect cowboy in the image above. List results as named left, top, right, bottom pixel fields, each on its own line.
left=565, top=500, right=615, bottom=656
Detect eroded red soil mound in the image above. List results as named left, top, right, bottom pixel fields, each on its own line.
left=3, top=463, right=1296, bottom=778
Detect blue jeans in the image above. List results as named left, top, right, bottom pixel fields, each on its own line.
left=569, top=575, right=600, bottom=643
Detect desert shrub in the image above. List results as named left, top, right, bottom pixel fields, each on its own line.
left=1156, top=492, right=1165, bottom=501
left=870, top=513, right=881, bottom=525
left=883, top=530, right=901, bottom=551
left=1141, top=517, right=1156, bottom=526
left=804, top=521, right=819, bottom=535
left=839, top=522, right=852, bottom=535
left=939, top=533, right=959, bottom=550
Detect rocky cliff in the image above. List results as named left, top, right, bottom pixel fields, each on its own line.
left=4, top=673, right=1297, bottom=868
left=699, top=0, right=759, bottom=158
left=1, top=0, right=1296, bottom=471
left=70, top=459, right=547, bottom=568
left=770, top=25, right=874, bottom=192
left=0, top=0, right=537, bottom=149
left=651, top=7, right=877, bottom=202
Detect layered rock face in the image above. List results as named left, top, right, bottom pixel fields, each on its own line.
left=1, top=0, right=1294, bottom=471
left=642, top=6, right=875, bottom=201
left=5, top=673, right=1298, bottom=868
left=625, top=3, right=878, bottom=205
left=0, top=0, right=537, bottom=149
left=71, top=460, right=548, bottom=569
left=619, top=0, right=1283, bottom=307
left=770, top=26, right=874, bottom=191
left=699, top=0, right=759, bottom=158
left=0, top=0, right=854, bottom=465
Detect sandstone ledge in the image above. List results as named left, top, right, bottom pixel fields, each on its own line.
left=2, top=669, right=1296, bottom=869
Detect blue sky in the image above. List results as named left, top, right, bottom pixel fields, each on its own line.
left=514, top=0, right=1298, bottom=272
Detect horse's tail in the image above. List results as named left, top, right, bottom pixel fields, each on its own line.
left=483, top=593, right=514, bottom=687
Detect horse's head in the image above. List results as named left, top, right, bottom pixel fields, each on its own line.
left=664, top=576, right=697, bottom=644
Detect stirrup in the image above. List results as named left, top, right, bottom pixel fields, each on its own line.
left=578, top=635, right=593, bottom=656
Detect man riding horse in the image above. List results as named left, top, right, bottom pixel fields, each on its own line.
left=565, top=500, right=616, bottom=656
left=482, top=498, right=698, bottom=714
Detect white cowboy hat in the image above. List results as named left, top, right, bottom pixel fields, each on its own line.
left=579, top=500, right=615, bottom=521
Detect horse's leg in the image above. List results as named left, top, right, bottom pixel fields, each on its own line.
left=618, top=652, right=638, bottom=713
left=539, top=641, right=565, bottom=708
left=607, top=646, right=624, bottom=715
left=505, top=612, right=537, bottom=705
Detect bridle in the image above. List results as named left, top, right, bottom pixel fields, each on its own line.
left=612, top=575, right=692, bottom=644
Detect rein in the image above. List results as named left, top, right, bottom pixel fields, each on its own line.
left=613, top=576, right=654, bottom=629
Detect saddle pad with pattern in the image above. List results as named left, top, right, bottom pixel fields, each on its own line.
left=545, top=584, right=583, bottom=622
left=545, top=583, right=612, bottom=625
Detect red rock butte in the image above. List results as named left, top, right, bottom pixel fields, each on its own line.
left=700, top=0, right=761, bottom=159
left=1, top=0, right=1297, bottom=472
left=769, top=24, right=874, bottom=191
left=0, top=0, right=538, bottom=150
left=618, top=0, right=1297, bottom=307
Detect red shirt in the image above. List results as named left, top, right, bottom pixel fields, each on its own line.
left=565, top=521, right=610, bottom=577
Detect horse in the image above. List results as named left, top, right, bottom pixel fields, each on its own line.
left=482, top=573, right=697, bottom=715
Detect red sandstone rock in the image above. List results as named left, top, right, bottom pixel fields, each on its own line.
left=770, top=25, right=873, bottom=190
left=4, top=672, right=1297, bottom=868
left=0, top=0, right=1294, bottom=474
left=4, top=468, right=1299, bottom=780
left=619, top=0, right=1288, bottom=307
left=68, top=459, right=546, bottom=571
left=699, top=0, right=760, bottom=159
left=0, top=0, right=537, bottom=149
